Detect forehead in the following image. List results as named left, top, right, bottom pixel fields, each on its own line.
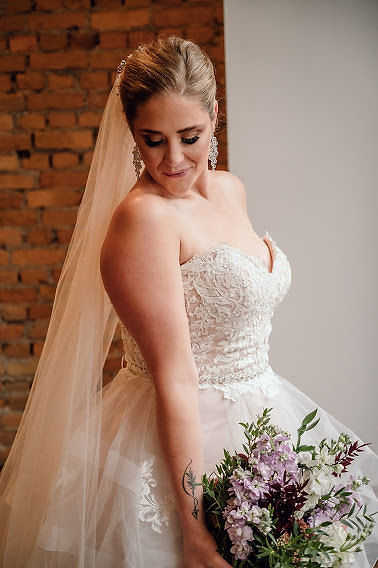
left=134, top=94, right=208, bottom=128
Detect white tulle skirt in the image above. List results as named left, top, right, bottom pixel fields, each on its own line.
left=27, top=365, right=378, bottom=567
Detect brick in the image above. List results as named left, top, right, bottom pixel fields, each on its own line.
left=39, top=33, right=68, bottom=52
left=0, top=209, right=37, bottom=226
left=0, top=114, right=13, bottom=130
left=83, top=150, right=93, bottom=167
left=64, top=0, right=90, bottom=7
left=0, top=270, right=17, bottom=284
left=0, top=174, right=34, bottom=189
left=27, top=189, right=82, bottom=207
left=95, top=0, right=123, bottom=7
left=20, top=268, right=49, bottom=284
left=36, top=0, right=90, bottom=8
left=18, top=113, right=45, bottom=130
left=29, top=303, right=52, bottom=319
left=30, top=52, right=88, bottom=70
left=88, top=91, right=108, bottom=108
left=9, top=35, right=37, bottom=52
left=27, top=92, right=85, bottom=110
left=41, top=208, right=78, bottom=226
left=6, top=360, right=38, bottom=376
left=16, top=72, right=45, bottom=90
left=6, top=0, right=31, bottom=10
left=0, top=192, right=23, bottom=208
left=89, top=51, right=121, bottom=70
left=1, top=305, right=27, bottom=321
left=99, top=32, right=126, bottom=50
left=48, top=74, right=74, bottom=90
left=0, top=134, right=30, bottom=151
left=0, top=55, right=26, bottom=72
left=36, top=0, right=63, bottom=7
left=48, top=73, right=74, bottom=91
left=0, top=431, right=16, bottom=445
left=153, top=6, right=214, bottom=27
left=32, top=341, right=44, bottom=357
left=12, top=248, right=67, bottom=266
left=8, top=394, right=29, bottom=411
left=0, top=15, right=27, bottom=32
left=0, top=413, right=22, bottom=428
left=35, top=130, right=92, bottom=149
left=28, top=12, right=87, bottom=31
left=1, top=381, right=31, bottom=392
left=39, top=170, right=88, bottom=188
left=0, top=324, right=23, bottom=340
left=68, top=32, right=97, bottom=50
left=25, top=227, right=52, bottom=244
left=78, top=111, right=102, bottom=127
left=128, top=29, right=155, bottom=47
left=186, top=26, right=214, bottom=44
left=80, top=72, right=109, bottom=89
left=48, top=111, right=76, bottom=128
left=52, top=152, right=78, bottom=168
left=29, top=320, right=49, bottom=338
left=0, top=250, right=9, bottom=265
left=91, top=9, right=149, bottom=31
left=0, top=93, right=25, bottom=111
left=0, top=155, right=18, bottom=170
left=0, top=75, right=12, bottom=92
left=0, top=228, right=23, bottom=246
left=21, top=153, right=49, bottom=170
left=57, top=228, right=73, bottom=243
left=123, top=0, right=151, bottom=6
left=39, top=284, right=56, bottom=300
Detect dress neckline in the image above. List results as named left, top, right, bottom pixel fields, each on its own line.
left=180, top=231, right=276, bottom=275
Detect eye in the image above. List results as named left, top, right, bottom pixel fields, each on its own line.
left=144, top=138, right=162, bottom=147
left=143, top=135, right=200, bottom=147
left=182, top=135, right=199, bottom=144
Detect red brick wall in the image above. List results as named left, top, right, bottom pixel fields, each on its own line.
left=0, top=0, right=227, bottom=468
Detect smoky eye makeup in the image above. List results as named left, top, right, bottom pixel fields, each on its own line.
left=143, top=134, right=200, bottom=147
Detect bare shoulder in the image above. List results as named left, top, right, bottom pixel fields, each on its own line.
left=100, top=190, right=179, bottom=275
left=215, top=170, right=248, bottom=212
left=100, top=191, right=198, bottom=386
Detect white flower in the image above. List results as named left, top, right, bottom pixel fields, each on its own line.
left=318, top=521, right=356, bottom=567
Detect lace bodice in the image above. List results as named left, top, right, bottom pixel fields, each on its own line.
left=118, top=230, right=292, bottom=395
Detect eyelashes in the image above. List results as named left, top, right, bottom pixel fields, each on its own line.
left=144, top=135, right=200, bottom=147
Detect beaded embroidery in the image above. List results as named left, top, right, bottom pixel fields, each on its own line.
left=118, top=231, right=292, bottom=399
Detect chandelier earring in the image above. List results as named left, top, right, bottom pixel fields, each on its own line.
left=132, top=143, right=142, bottom=180
left=208, top=133, right=218, bottom=171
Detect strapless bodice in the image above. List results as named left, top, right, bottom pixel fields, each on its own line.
left=118, top=231, right=292, bottom=396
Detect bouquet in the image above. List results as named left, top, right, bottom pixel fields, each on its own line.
left=199, top=408, right=377, bottom=567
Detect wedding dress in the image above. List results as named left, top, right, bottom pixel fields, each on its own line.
left=26, top=231, right=378, bottom=567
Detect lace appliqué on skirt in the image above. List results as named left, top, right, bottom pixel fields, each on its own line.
left=138, top=455, right=176, bottom=534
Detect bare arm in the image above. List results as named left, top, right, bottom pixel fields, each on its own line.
left=100, top=196, right=207, bottom=535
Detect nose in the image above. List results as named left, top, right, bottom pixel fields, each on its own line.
left=163, top=141, right=185, bottom=169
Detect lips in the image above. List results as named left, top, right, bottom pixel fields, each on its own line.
left=164, top=168, right=189, bottom=175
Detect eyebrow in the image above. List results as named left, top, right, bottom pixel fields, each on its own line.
left=138, top=124, right=205, bottom=134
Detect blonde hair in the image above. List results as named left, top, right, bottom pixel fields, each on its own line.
left=119, top=36, right=218, bottom=135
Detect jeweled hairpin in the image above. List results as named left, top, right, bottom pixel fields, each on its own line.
left=115, top=45, right=143, bottom=96
left=117, top=59, right=126, bottom=74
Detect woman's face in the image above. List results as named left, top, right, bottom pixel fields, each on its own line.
left=132, top=93, right=218, bottom=195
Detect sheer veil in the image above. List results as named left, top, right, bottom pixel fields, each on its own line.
left=0, top=62, right=137, bottom=566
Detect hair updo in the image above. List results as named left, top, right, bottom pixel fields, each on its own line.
left=119, top=36, right=218, bottom=135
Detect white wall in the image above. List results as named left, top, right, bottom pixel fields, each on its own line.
left=223, top=0, right=378, bottom=450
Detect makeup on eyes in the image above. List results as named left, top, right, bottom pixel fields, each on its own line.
left=144, top=135, right=200, bottom=147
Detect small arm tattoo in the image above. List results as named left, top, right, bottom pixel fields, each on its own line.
left=182, top=458, right=200, bottom=519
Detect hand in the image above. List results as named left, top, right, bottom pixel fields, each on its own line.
left=182, top=526, right=233, bottom=568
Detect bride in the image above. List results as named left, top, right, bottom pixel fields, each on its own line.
left=0, top=36, right=377, bottom=568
